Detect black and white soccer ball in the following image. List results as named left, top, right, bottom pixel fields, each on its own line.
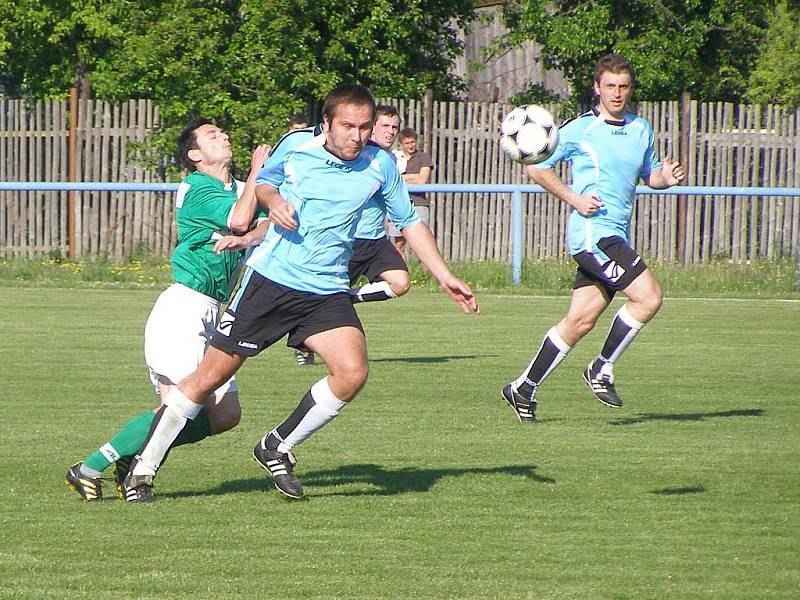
left=499, top=104, right=559, bottom=165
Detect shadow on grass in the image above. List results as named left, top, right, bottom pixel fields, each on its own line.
left=611, top=408, right=764, bottom=426
left=161, top=463, right=552, bottom=499
left=369, top=354, right=495, bottom=364
left=651, top=485, right=707, bottom=496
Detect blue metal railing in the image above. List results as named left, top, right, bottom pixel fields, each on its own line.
left=2, top=182, right=799, bottom=284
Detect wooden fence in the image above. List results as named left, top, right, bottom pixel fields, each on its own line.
left=1, top=97, right=799, bottom=263
left=0, top=98, right=169, bottom=260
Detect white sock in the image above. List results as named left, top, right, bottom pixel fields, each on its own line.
left=79, top=464, right=102, bottom=478
left=131, top=388, right=202, bottom=477
left=350, top=280, right=397, bottom=303
left=277, top=377, right=347, bottom=452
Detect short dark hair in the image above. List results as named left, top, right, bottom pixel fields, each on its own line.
left=593, top=54, right=634, bottom=84
left=176, top=117, right=214, bottom=171
left=375, top=104, right=399, bottom=119
left=399, top=127, right=418, bottom=141
left=289, top=113, right=308, bottom=127
left=321, top=84, right=376, bottom=123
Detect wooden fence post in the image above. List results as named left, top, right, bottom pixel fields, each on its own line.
left=67, top=86, right=78, bottom=260
left=424, top=89, right=434, bottom=155
left=678, top=91, right=691, bottom=264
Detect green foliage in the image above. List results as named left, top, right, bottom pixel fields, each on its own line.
left=375, top=257, right=800, bottom=298
left=496, top=0, right=771, bottom=104
left=4, top=255, right=798, bottom=298
left=0, top=254, right=172, bottom=288
left=507, top=83, right=563, bottom=111
left=747, top=1, right=800, bottom=107
left=0, top=0, right=476, bottom=170
left=0, top=0, right=128, bottom=97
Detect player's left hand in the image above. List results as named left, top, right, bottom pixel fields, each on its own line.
left=251, top=144, right=271, bottom=172
left=661, top=159, right=685, bottom=186
left=214, top=235, right=254, bottom=254
left=439, top=274, right=480, bottom=315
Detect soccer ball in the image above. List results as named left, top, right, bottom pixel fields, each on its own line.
left=499, top=104, right=559, bottom=165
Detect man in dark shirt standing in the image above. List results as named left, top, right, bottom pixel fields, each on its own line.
left=389, top=127, right=434, bottom=256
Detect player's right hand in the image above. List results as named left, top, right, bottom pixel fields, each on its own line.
left=268, top=197, right=297, bottom=231
left=439, top=273, right=480, bottom=315
left=573, top=192, right=603, bottom=217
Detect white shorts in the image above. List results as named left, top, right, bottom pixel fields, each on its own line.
left=143, top=283, right=237, bottom=397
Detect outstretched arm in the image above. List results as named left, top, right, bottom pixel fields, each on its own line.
left=401, top=222, right=479, bottom=315
left=526, top=165, right=603, bottom=217
left=213, top=220, right=270, bottom=254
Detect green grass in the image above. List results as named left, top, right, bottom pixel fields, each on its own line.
left=2, top=255, right=798, bottom=298
left=1, top=287, right=798, bottom=598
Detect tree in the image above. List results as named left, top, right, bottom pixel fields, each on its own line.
left=0, top=0, right=476, bottom=171
left=0, top=0, right=127, bottom=98
left=496, top=0, right=771, bottom=109
left=747, top=1, right=800, bottom=107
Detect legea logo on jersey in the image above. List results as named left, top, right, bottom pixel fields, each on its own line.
left=603, top=261, right=626, bottom=282
left=217, top=312, right=235, bottom=336
left=325, top=159, right=351, bottom=172
left=612, top=129, right=627, bottom=136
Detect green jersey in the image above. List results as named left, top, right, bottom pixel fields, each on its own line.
left=171, top=171, right=245, bottom=302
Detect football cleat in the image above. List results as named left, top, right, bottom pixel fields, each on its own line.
left=123, top=473, right=155, bottom=503
left=113, top=456, right=133, bottom=500
left=64, top=462, right=103, bottom=501
left=252, top=441, right=304, bottom=499
left=582, top=361, right=623, bottom=408
left=501, top=384, right=537, bottom=423
left=295, top=349, right=315, bottom=366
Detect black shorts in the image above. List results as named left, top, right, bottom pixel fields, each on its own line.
left=572, top=236, right=648, bottom=300
left=210, top=269, right=363, bottom=356
left=348, top=236, right=407, bottom=284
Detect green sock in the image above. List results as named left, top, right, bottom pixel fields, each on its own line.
left=174, top=409, right=212, bottom=446
left=83, top=411, right=155, bottom=472
left=82, top=407, right=212, bottom=473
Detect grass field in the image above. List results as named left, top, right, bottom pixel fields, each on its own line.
left=1, top=287, right=798, bottom=599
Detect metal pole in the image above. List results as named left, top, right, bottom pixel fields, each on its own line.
left=512, top=190, right=522, bottom=285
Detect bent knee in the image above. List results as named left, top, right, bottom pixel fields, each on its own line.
left=207, top=395, right=242, bottom=435
left=331, top=362, right=369, bottom=397
left=636, top=288, right=663, bottom=320
left=647, top=293, right=663, bottom=315
left=564, top=316, right=596, bottom=339
left=390, top=278, right=410, bottom=297
left=383, top=271, right=410, bottom=297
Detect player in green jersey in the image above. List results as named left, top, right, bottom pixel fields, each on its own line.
left=65, top=118, right=270, bottom=501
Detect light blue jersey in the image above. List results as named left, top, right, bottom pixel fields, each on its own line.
left=249, top=129, right=419, bottom=294
left=534, top=109, right=661, bottom=261
left=354, top=149, right=406, bottom=240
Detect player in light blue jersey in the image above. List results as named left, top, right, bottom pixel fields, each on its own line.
left=502, top=54, right=684, bottom=422
left=125, top=84, right=479, bottom=501
left=348, top=104, right=411, bottom=303
left=294, top=104, right=411, bottom=366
